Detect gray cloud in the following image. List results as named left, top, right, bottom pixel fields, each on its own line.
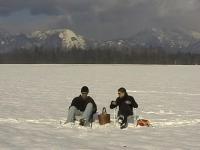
left=0, top=0, right=63, bottom=16
left=0, top=0, right=200, bottom=39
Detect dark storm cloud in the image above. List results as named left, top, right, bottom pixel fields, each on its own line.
left=0, top=0, right=96, bottom=16
left=0, top=0, right=63, bottom=16
left=0, top=0, right=200, bottom=39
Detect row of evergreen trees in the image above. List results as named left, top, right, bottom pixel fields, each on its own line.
left=0, top=47, right=199, bottom=64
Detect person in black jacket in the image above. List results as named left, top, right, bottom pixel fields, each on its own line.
left=66, top=86, right=97, bottom=126
left=110, top=87, right=138, bottom=129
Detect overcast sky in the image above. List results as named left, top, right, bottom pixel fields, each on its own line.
left=0, top=0, right=199, bottom=40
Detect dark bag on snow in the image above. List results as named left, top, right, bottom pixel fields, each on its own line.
left=98, top=107, right=110, bottom=125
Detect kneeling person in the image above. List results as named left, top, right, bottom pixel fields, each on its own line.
left=66, top=86, right=97, bottom=126
left=110, top=87, right=138, bottom=129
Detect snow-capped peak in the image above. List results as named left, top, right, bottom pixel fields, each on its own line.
left=190, top=31, right=200, bottom=40
left=30, top=28, right=86, bottom=49
left=58, top=29, right=86, bottom=49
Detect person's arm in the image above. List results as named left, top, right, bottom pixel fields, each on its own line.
left=130, top=96, right=138, bottom=108
left=90, top=97, right=97, bottom=113
left=110, top=98, right=119, bottom=109
left=69, top=97, right=77, bottom=109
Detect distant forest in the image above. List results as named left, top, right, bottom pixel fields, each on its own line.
left=0, top=47, right=200, bottom=64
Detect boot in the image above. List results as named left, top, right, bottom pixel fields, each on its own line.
left=79, top=118, right=86, bottom=126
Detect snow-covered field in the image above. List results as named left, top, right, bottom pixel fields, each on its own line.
left=0, top=64, right=199, bottom=150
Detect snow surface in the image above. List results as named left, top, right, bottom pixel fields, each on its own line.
left=0, top=64, right=199, bottom=150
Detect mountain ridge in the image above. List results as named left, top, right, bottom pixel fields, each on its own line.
left=0, top=27, right=200, bottom=53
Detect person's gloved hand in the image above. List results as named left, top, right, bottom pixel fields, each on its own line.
left=111, top=101, right=117, bottom=106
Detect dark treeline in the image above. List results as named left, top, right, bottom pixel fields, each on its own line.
left=0, top=47, right=200, bottom=64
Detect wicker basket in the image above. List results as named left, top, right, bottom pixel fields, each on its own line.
left=98, top=107, right=110, bottom=125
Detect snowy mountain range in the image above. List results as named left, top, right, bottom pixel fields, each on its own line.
left=0, top=27, right=200, bottom=53
left=0, top=29, right=86, bottom=52
left=94, top=28, right=200, bottom=53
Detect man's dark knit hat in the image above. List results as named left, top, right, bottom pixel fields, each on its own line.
left=81, top=86, right=89, bottom=93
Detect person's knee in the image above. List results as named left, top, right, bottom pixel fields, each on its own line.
left=86, top=103, right=93, bottom=109
left=84, top=103, right=93, bottom=114
left=69, top=106, right=77, bottom=112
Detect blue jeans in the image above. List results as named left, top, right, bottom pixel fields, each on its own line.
left=66, top=103, right=93, bottom=124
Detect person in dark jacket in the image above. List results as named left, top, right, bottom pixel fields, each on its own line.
left=110, top=87, right=138, bottom=129
left=66, top=86, right=97, bottom=126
